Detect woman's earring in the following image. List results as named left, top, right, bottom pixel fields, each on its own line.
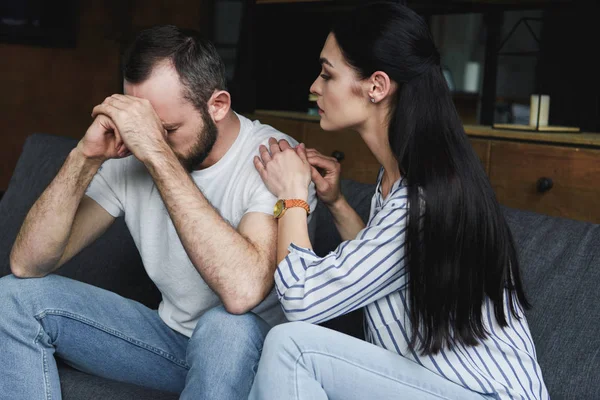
left=370, top=97, right=375, bottom=103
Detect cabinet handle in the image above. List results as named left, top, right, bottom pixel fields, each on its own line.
left=331, top=150, right=345, bottom=162
left=536, top=177, right=553, bottom=193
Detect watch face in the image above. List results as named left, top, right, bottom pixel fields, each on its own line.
left=273, top=199, right=285, bottom=218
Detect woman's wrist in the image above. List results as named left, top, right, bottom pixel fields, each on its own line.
left=326, top=195, right=347, bottom=212
left=278, top=187, right=309, bottom=201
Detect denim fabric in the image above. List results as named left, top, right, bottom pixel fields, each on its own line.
left=249, top=322, right=493, bottom=400
left=0, top=274, right=270, bottom=400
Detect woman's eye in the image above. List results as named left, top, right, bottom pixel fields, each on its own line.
left=320, top=74, right=331, bottom=81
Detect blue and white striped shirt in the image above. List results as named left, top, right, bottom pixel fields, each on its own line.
left=275, top=170, right=549, bottom=400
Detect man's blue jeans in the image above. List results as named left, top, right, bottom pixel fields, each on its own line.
left=0, top=274, right=271, bottom=400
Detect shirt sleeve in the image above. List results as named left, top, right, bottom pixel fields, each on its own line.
left=85, top=159, right=125, bottom=218
left=275, top=192, right=410, bottom=324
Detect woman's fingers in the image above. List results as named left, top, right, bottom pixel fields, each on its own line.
left=253, top=155, right=266, bottom=175
left=278, top=139, right=292, bottom=151
left=305, top=148, right=337, bottom=163
left=258, top=144, right=272, bottom=164
left=310, top=165, right=328, bottom=188
left=307, top=153, right=338, bottom=171
left=296, top=143, right=310, bottom=164
left=268, top=137, right=281, bottom=155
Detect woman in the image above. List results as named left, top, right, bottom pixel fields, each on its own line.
left=250, top=2, right=548, bottom=399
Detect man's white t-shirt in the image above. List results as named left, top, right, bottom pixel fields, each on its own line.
left=86, top=113, right=317, bottom=337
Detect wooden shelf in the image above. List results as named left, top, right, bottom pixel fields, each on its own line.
left=464, top=125, right=600, bottom=147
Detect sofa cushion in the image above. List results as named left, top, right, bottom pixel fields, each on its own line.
left=0, top=133, right=161, bottom=309
left=58, top=361, right=178, bottom=400
left=503, top=206, right=600, bottom=400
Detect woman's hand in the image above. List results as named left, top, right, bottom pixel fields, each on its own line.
left=304, top=148, right=343, bottom=206
left=254, top=138, right=312, bottom=200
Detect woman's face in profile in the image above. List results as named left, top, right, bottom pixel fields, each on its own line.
left=310, top=33, right=371, bottom=132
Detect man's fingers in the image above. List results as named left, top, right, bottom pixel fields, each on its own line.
left=107, top=94, right=129, bottom=105
left=96, top=115, right=123, bottom=149
left=92, top=103, right=122, bottom=120
left=117, top=143, right=130, bottom=158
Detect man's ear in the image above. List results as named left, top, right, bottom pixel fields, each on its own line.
left=207, top=90, right=231, bottom=122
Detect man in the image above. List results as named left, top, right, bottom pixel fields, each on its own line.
left=0, top=25, right=316, bottom=399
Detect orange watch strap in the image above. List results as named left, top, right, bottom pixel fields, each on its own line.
left=284, top=199, right=310, bottom=215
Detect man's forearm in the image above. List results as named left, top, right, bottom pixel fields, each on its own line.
left=145, top=150, right=270, bottom=312
left=10, top=148, right=102, bottom=277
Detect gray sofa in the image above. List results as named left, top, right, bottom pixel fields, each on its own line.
left=1, top=133, right=598, bottom=399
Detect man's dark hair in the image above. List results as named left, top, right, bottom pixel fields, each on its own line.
left=122, top=25, right=227, bottom=111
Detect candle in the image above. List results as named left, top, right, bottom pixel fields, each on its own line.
left=463, top=62, right=480, bottom=93
left=530, top=94, right=550, bottom=127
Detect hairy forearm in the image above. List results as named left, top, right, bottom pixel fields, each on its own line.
left=328, top=196, right=365, bottom=241
left=10, top=148, right=102, bottom=277
left=145, top=150, right=271, bottom=313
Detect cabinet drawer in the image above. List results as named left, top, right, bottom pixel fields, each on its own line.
left=302, top=122, right=380, bottom=184
left=469, top=138, right=491, bottom=174
left=489, top=141, right=600, bottom=223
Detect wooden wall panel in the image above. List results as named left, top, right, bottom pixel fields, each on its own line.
left=0, top=0, right=212, bottom=191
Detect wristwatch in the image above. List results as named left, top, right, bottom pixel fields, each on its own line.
left=273, top=199, right=310, bottom=219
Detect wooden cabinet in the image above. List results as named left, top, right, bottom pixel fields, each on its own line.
left=247, top=111, right=600, bottom=223
left=489, top=142, right=600, bottom=223
left=470, top=138, right=491, bottom=174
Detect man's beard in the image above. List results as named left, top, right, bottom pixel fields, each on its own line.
left=178, top=109, right=218, bottom=172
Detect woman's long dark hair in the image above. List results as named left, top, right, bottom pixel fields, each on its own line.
left=332, top=2, right=530, bottom=355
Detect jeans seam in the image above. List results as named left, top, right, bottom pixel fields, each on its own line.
left=252, top=344, right=265, bottom=377
left=35, top=309, right=188, bottom=369
left=34, top=326, right=52, bottom=400
left=294, top=350, right=476, bottom=400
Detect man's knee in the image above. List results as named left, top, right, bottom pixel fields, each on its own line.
left=0, top=274, right=38, bottom=300
left=192, top=305, right=271, bottom=342
left=0, top=274, right=64, bottom=311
